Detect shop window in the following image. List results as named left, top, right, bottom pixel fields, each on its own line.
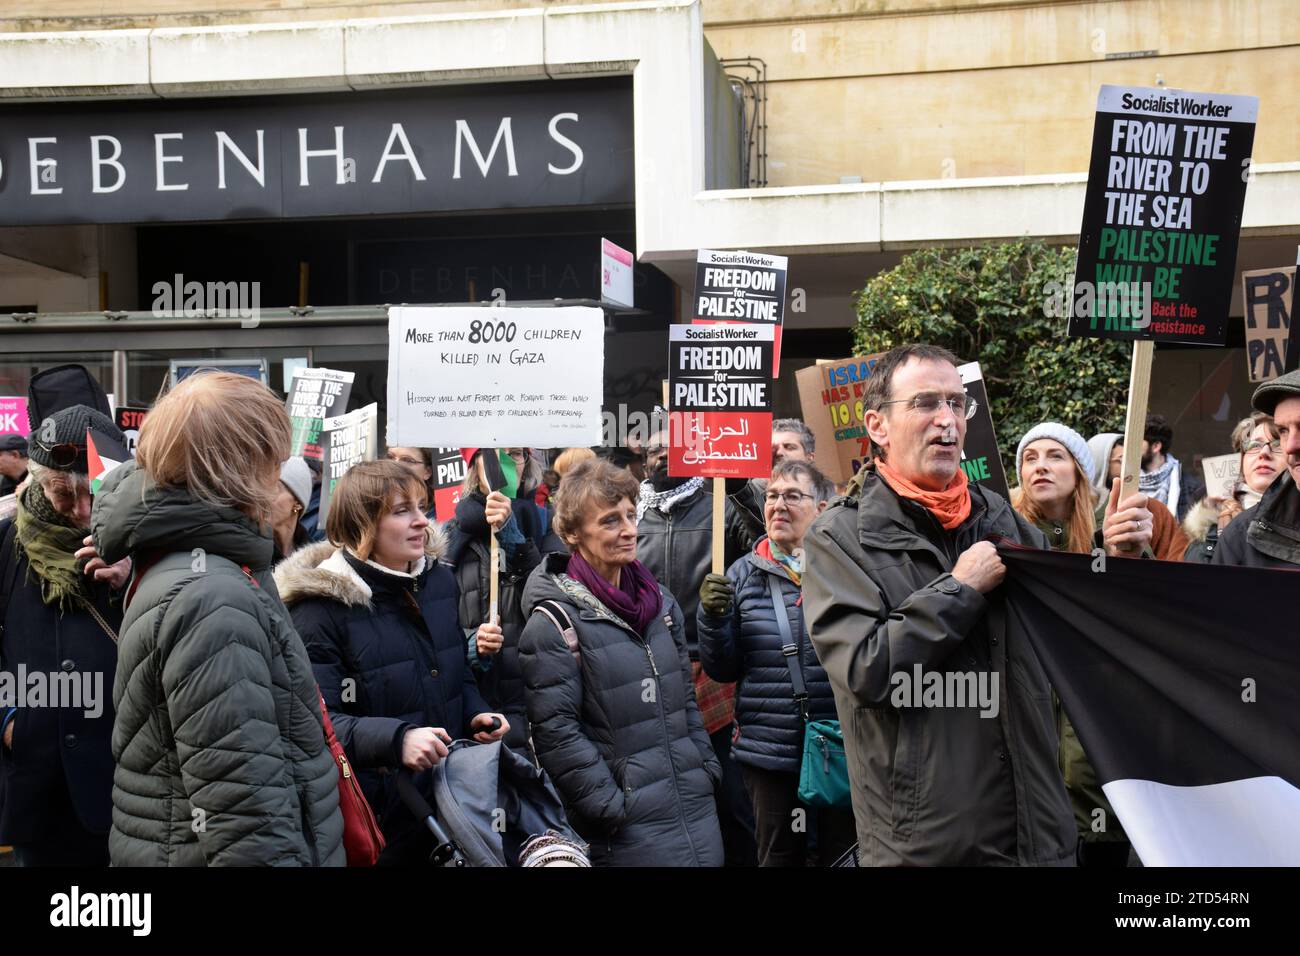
left=126, top=348, right=308, bottom=406
left=0, top=352, right=114, bottom=408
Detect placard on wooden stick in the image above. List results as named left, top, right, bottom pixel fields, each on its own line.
left=1069, top=85, right=1257, bottom=516
left=667, top=322, right=774, bottom=572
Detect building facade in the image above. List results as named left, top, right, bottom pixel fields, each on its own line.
left=1, top=0, right=1296, bottom=461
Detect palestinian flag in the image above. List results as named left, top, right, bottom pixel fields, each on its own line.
left=87, top=427, right=129, bottom=495
left=459, top=448, right=519, bottom=498
left=998, top=541, right=1300, bottom=866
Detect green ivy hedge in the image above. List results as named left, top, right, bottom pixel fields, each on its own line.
left=852, top=239, right=1131, bottom=471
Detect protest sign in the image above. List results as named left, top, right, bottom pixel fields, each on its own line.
left=1069, top=85, right=1257, bottom=345
left=794, top=355, right=884, bottom=484
left=0, top=397, right=29, bottom=440
left=667, top=323, right=774, bottom=480
left=1288, top=246, right=1300, bottom=375
left=431, top=447, right=468, bottom=523
left=1201, top=452, right=1240, bottom=501
left=115, top=406, right=149, bottom=458
left=319, top=403, right=378, bottom=523
left=1242, top=266, right=1294, bottom=382
left=956, top=362, right=1010, bottom=501
left=693, top=249, right=788, bottom=366
left=600, top=238, right=634, bottom=310
left=387, top=306, right=604, bottom=448
left=287, top=367, right=354, bottom=461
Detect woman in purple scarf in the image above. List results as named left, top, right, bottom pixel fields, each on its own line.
left=518, top=458, right=723, bottom=867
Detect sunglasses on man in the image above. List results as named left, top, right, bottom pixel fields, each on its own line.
left=34, top=437, right=87, bottom=470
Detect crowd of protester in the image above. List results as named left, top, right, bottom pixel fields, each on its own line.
left=1, top=353, right=1297, bottom=868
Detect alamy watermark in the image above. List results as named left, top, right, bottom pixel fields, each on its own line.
left=50, top=886, right=151, bottom=936
left=152, top=272, right=261, bottom=328
left=0, top=665, right=104, bottom=719
left=890, top=663, right=999, bottom=718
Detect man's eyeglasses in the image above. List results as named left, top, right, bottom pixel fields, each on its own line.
left=34, top=438, right=85, bottom=470
left=1243, top=439, right=1282, bottom=455
left=764, top=490, right=816, bottom=507
left=876, top=391, right=977, bottom=421
left=387, top=454, right=424, bottom=467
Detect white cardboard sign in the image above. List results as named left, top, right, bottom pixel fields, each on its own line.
left=386, top=306, right=604, bottom=448
left=1201, top=452, right=1240, bottom=500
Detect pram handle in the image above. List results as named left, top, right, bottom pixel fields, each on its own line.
left=396, top=767, right=466, bottom=867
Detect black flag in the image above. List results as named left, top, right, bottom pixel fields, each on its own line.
left=997, top=541, right=1300, bottom=865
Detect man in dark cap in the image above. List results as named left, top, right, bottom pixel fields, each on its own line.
left=0, top=405, right=131, bottom=866
left=0, top=435, right=27, bottom=499
left=1214, top=368, right=1300, bottom=568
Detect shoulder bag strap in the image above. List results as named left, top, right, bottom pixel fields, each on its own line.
left=767, top=573, right=808, bottom=721
left=535, top=599, right=580, bottom=663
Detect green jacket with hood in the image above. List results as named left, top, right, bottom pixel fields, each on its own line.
left=804, top=464, right=1076, bottom=866
left=91, top=461, right=345, bottom=867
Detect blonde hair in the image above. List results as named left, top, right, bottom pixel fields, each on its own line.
left=1012, top=458, right=1097, bottom=555
left=137, top=372, right=291, bottom=524
left=1230, top=412, right=1278, bottom=454
left=553, top=447, right=596, bottom=479
left=326, top=459, right=428, bottom=561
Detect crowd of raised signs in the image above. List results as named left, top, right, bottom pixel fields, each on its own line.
left=1, top=350, right=1297, bottom=868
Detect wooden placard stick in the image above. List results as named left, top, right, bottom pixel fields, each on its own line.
left=478, top=454, right=501, bottom=625
left=1116, top=340, right=1155, bottom=553
left=712, top=476, right=726, bottom=574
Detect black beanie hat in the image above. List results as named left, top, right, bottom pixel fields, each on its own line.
left=28, top=405, right=124, bottom=473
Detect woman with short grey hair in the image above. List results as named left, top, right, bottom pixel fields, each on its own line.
left=697, top=459, right=855, bottom=866
left=519, top=457, right=723, bottom=866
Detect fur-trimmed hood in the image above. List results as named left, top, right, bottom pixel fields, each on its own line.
left=274, top=524, right=447, bottom=608
left=1181, top=497, right=1219, bottom=545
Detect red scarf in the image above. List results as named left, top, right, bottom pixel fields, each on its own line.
left=875, top=460, right=972, bottom=530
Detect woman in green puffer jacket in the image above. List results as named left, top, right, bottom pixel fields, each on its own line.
left=90, top=372, right=344, bottom=867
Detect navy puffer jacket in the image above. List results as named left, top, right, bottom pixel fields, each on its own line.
left=696, top=538, right=837, bottom=774
left=276, top=531, right=492, bottom=856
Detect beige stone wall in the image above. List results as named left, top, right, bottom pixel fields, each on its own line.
left=706, top=0, right=1299, bottom=184
left=4, top=0, right=1295, bottom=185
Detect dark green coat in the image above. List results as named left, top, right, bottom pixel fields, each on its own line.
left=804, top=466, right=1075, bottom=866
left=91, top=461, right=344, bottom=867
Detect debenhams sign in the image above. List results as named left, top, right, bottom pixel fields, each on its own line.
left=0, top=81, right=632, bottom=225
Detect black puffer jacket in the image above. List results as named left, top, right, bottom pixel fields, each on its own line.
left=91, top=461, right=344, bottom=867
left=0, top=515, right=119, bottom=845
left=636, top=484, right=756, bottom=660
left=696, top=538, right=837, bottom=774
left=276, top=534, right=492, bottom=856
left=518, top=553, right=723, bottom=866
left=444, top=492, right=553, bottom=754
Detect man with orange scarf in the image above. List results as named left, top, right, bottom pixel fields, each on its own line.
left=803, top=345, right=1147, bottom=866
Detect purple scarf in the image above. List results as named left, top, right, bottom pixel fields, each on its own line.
left=566, top=551, right=662, bottom=637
